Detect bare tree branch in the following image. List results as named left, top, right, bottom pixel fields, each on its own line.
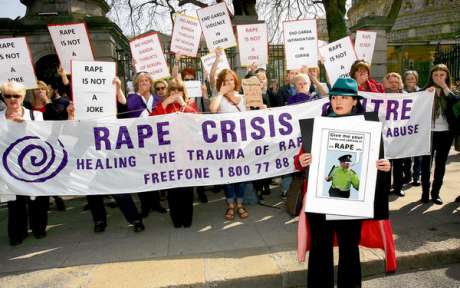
left=178, top=0, right=208, bottom=8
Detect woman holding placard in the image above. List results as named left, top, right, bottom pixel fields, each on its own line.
left=125, top=72, right=167, bottom=217
left=0, top=81, right=49, bottom=245
left=295, top=78, right=393, bottom=288
left=421, top=64, right=460, bottom=205
left=209, top=50, right=250, bottom=220
left=151, top=79, right=197, bottom=228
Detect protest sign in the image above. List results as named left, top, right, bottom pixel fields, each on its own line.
left=170, top=14, right=202, bottom=57
left=184, top=80, right=202, bottom=98
left=71, top=60, right=117, bottom=120
left=359, top=90, right=434, bottom=159
left=48, top=22, right=94, bottom=72
left=0, top=99, right=328, bottom=196
left=236, top=23, right=268, bottom=67
left=0, top=37, right=37, bottom=88
left=319, top=36, right=357, bottom=85
left=201, top=51, right=230, bottom=78
left=354, top=30, right=377, bottom=64
left=129, top=32, right=170, bottom=80
left=305, top=116, right=381, bottom=218
left=283, top=19, right=318, bottom=70
left=197, top=2, right=236, bottom=51
left=242, top=76, right=263, bottom=108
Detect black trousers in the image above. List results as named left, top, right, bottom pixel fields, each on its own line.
left=8, top=196, right=49, bottom=242
left=307, top=213, right=362, bottom=288
left=138, top=191, right=162, bottom=213
left=167, top=187, right=194, bottom=227
left=87, top=194, right=140, bottom=224
left=421, top=131, right=454, bottom=199
left=391, top=157, right=412, bottom=191
left=328, top=187, right=350, bottom=198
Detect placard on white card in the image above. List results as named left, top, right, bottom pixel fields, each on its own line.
left=129, top=32, right=170, bottom=80
left=354, top=30, right=377, bottom=64
left=283, top=19, right=318, bottom=70
left=197, top=2, right=236, bottom=51
left=71, top=60, right=117, bottom=120
left=170, top=14, right=202, bottom=57
left=237, top=23, right=268, bottom=67
left=319, top=36, right=357, bottom=85
left=48, top=23, right=94, bottom=73
left=0, top=37, right=37, bottom=88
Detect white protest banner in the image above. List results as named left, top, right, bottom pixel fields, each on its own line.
left=236, top=23, right=268, bottom=67
left=354, top=30, right=377, bottom=64
left=48, top=23, right=94, bottom=73
left=0, top=37, right=37, bottom=88
left=0, top=99, right=329, bottom=196
left=319, top=36, right=357, bottom=85
left=71, top=60, right=117, bottom=120
left=129, top=32, right=170, bottom=80
left=201, top=51, right=230, bottom=78
left=170, top=14, right=202, bottom=57
left=184, top=80, right=202, bottom=98
left=283, top=19, right=318, bottom=70
left=305, top=116, right=381, bottom=218
left=359, top=90, right=434, bottom=159
left=197, top=2, right=236, bottom=51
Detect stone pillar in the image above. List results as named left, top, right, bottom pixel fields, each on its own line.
left=349, top=16, right=392, bottom=81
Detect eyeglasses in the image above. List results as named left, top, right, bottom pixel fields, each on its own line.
left=170, top=87, right=184, bottom=92
left=155, top=86, right=166, bottom=91
left=3, top=94, right=21, bottom=99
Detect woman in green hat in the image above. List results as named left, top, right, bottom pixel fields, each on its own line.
left=295, top=77, right=393, bottom=288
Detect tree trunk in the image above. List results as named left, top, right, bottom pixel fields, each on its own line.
left=232, top=0, right=257, bottom=16
left=322, top=0, right=348, bottom=42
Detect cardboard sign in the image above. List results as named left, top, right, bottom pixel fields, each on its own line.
left=71, top=60, right=117, bottom=120
left=129, top=32, right=170, bottom=80
left=201, top=51, right=230, bottom=78
left=319, top=36, right=357, bottom=86
left=242, top=76, right=263, bottom=108
left=48, top=23, right=94, bottom=73
left=236, top=23, right=268, bottom=67
left=283, top=19, right=318, bottom=70
left=170, top=14, right=202, bottom=57
left=0, top=37, right=37, bottom=88
left=354, top=30, right=377, bottom=64
left=184, top=80, right=202, bottom=98
left=197, top=2, right=236, bottom=51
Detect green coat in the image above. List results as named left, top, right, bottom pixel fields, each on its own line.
left=327, top=166, right=360, bottom=191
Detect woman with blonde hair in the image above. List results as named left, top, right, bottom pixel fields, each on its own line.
left=1, top=81, right=49, bottom=245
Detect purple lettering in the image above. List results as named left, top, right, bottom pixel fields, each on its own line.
left=278, top=113, right=293, bottom=135
left=94, top=127, right=111, bottom=150
left=386, top=100, right=399, bottom=121
left=221, top=120, right=237, bottom=142
left=116, top=126, right=134, bottom=149
left=202, top=120, right=217, bottom=143
left=157, top=122, right=171, bottom=145
left=401, top=99, right=412, bottom=120
left=250, top=117, right=265, bottom=140
left=370, top=99, right=384, bottom=113
left=137, top=124, right=153, bottom=148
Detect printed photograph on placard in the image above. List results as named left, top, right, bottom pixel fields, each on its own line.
left=316, top=129, right=370, bottom=203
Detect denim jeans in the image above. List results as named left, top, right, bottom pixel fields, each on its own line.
left=281, top=174, right=293, bottom=193
left=224, top=182, right=246, bottom=204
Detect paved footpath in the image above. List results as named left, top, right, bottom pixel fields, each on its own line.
left=0, top=151, right=459, bottom=288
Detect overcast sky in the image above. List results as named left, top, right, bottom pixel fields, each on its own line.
left=0, top=0, right=26, bottom=19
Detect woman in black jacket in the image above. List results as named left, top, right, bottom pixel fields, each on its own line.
left=421, top=64, right=460, bottom=204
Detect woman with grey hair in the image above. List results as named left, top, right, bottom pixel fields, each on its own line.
left=0, top=81, right=49, bottom=245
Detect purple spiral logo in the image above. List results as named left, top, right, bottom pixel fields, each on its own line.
left=2, top=136, right=68, bottom=183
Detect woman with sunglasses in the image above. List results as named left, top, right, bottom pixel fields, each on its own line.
left=150, top=79, right=197, bottom=227
left=0, top=81, right=49, bottom=245
left=125, top=72, right=167, bottom=217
